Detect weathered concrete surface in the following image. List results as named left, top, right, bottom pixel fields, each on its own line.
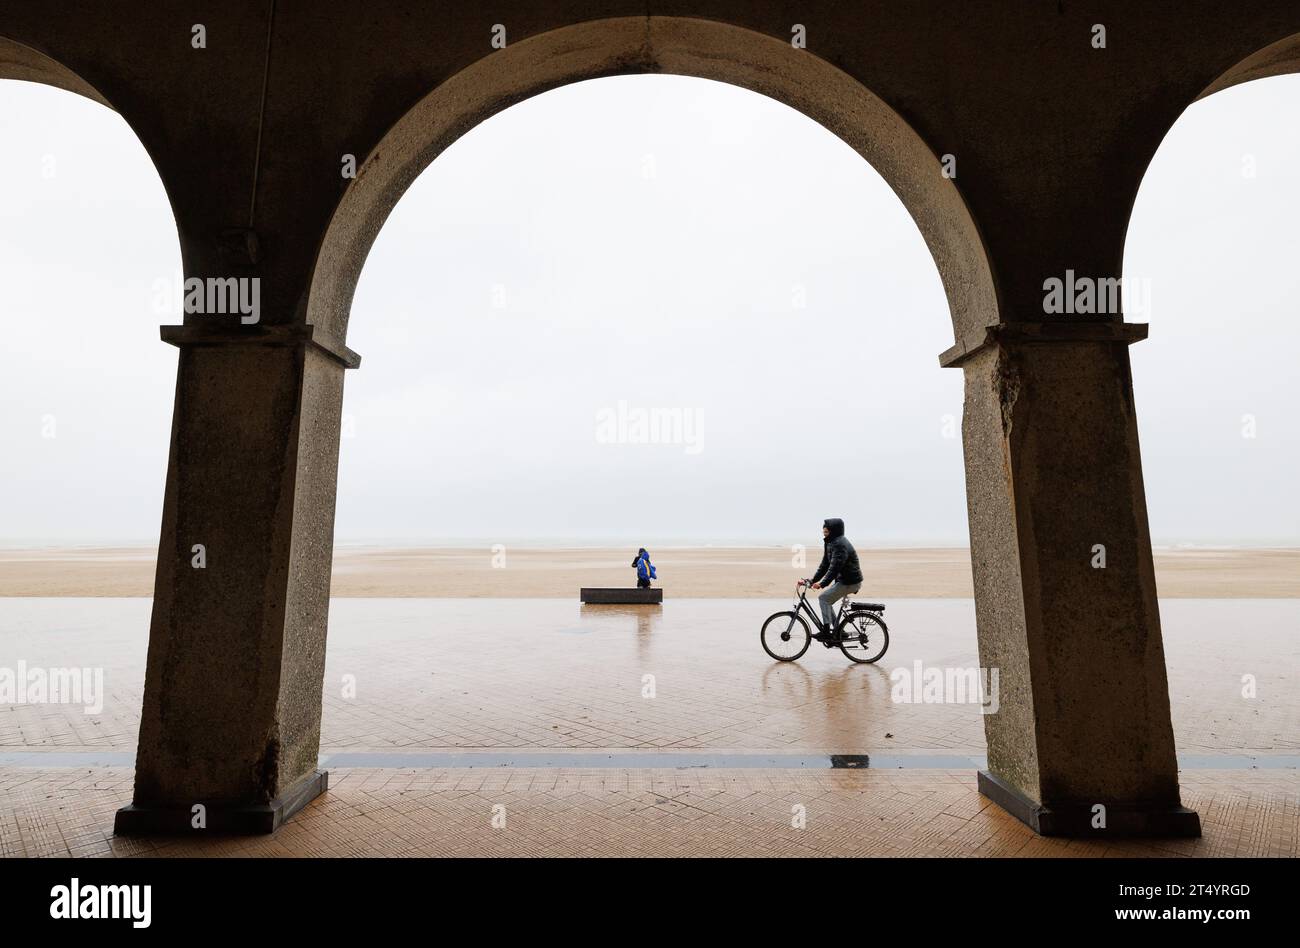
left=0, top=34, right=107, bottom=105
left=954, top=325, right=1191, bottom=832
left=5, top=2, right=1298, bottom=834
left=126, top=336, right=347, bottom=827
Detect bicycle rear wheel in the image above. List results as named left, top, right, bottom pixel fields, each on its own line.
left=837, top=610, right=888, bottom=663
left=760, top=611, right=811, bottom=661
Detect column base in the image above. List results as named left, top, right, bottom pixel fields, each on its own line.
left=978, top=770, right=1201, bottom=838
left=114, top=770, right=328, bottom=836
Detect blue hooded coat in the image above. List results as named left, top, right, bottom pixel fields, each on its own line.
left=633, top=549, right=657, bottom=582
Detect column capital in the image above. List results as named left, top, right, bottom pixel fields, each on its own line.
left=939, top=320, right=1147, bottom=369
left=160, top=322, right=362, bottom=369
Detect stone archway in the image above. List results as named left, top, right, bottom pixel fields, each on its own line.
left=304, top=16, right=998, bottom=350
left=111, top=11, right=1236, bottom=838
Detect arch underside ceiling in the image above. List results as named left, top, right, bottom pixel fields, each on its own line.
left=305, top=16, right=999, bottom=347
left=1198, top=31, right=1300, bottom=100
left=0, top=35, right=109, bottom=106
left=7, top=11, right=1300, bottom=349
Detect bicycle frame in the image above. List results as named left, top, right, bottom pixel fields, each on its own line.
left=793, top=583, right=855, bottom=634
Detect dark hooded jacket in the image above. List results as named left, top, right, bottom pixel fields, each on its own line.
left=811, top=518, right=863, bottom=587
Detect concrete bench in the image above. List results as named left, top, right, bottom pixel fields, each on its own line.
left=580, top=588, right=663, bottom=604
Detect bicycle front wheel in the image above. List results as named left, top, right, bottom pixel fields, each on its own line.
left=838, top=610, right=889, bottom=663
left=760, top=611, right=811, bottom=662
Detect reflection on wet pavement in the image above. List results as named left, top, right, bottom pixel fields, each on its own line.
left=0, top=597, right=1296, bottom=756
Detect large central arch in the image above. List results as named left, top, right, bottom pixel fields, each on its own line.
left=112, top=11, right=1204, bottom=840
left=305, top=16, right=999, bottom=346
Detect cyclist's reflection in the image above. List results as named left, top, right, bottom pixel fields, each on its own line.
left=760, top=660, right=891, bottom=753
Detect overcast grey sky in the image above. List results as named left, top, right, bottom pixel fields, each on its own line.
left=1, top=74, right=1297, bottom=546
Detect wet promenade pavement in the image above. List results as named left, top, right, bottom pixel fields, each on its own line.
left=2, top=597, right=1296, bottom=856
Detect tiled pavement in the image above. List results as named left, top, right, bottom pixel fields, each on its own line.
left=2, top=598, right=1297, bottom=754
left=1, top=597, right=1297, bottom=856
left=1, top=768, right=1296, bottom=858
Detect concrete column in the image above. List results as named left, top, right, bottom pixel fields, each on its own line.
left=942, top=321, right=1200, bottom=837
left=115, top=323, right=359, bottom=834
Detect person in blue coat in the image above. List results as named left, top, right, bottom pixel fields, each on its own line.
left=631, top=548, right=657, bottom=588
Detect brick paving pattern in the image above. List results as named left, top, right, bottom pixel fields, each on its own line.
left=2, top=598, right=1296, bottom=754
left=2, top=597, right=1297, bottom=857
left=0, top=768, right=1295, bottom=858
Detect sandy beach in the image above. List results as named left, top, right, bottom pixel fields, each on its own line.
left=0, top=546, right=1296, bottom=598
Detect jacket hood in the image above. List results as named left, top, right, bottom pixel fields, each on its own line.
left=823, top=518, right=845, bottom=539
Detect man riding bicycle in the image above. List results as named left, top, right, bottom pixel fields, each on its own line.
left=798, top=518, right=863, bottom=638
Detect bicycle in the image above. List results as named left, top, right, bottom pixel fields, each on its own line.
left=760, top=579, right=889, bottom=664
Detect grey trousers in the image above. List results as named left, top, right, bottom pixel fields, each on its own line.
left=818, top=581, right=862, bottom=631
